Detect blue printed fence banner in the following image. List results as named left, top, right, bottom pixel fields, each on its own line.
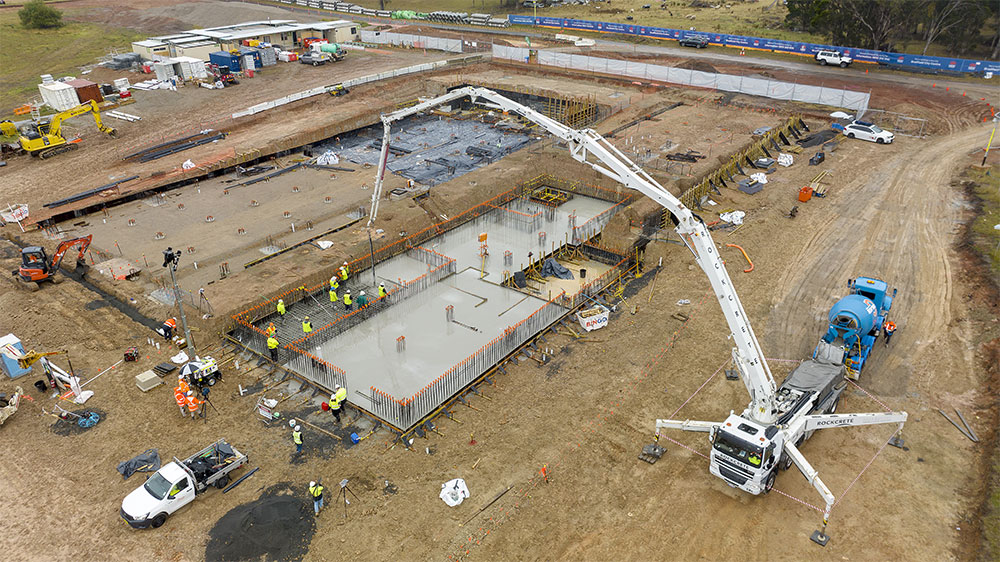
left=507, top=15, right=1000, bottom=75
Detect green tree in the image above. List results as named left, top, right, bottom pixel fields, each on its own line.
left=18, top=0, right=64, bottom=29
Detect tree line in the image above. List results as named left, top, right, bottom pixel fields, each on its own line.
left=786, top=0, right=1000, bottom=59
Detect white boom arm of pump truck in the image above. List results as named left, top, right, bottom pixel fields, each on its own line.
left=367, top=86, right=777, bottom=419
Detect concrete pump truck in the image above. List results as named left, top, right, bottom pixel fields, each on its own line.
left=365, top=87, right=907, bottom=546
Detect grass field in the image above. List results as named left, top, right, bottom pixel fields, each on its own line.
left=351, top=0, right=822, bottom=43
left=967, top=165, right=1000, bottom=274
left=0, top=10, right=143, bottom=111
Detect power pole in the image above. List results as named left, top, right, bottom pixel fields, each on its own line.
left=162, top=247, right=195, bottom=354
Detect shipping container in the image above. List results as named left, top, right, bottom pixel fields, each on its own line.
left=173, top=56, right=209, bottom=80
left=209, top=51, right=242, bottom=72
left=65, top=79, right=103, bottom=104
left=152, top=60, right=179, bottom=82
left=37, top=82, right=80, bottom=111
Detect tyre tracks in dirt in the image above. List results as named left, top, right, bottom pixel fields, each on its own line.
left=765, top=126, right=986, bottom=398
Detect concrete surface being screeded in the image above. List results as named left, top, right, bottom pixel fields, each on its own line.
left=280, top=194, right=617, bottom=422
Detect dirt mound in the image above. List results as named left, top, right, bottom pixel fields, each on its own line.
left=206, top=482, right=315, bottom=562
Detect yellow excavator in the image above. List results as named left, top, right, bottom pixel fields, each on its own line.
left=0, top=99, right=117, bottom=159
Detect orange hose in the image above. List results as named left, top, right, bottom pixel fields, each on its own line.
left=725, top=244, right=754, bottom=273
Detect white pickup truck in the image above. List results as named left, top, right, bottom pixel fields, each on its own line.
left=815, top=50, right=852, bottom=67
left=120, top=439, right=248, bottom=529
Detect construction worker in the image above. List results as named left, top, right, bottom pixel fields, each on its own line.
left=329, top=384, right=348, bottom=423
left=162, top=317, right=177, bottom=341
left=276, top=299, right=286, bottom=317
left=267, top=335, right=279, bottom=361
left=329, top=286, right=338, bottom=304
left=302, top=316, right=313, bottom=334
left=339, top=263, right=349, bottom=281
left=356, top=290, right=369, bottom=308
left=884, top=320, right=897, bottom=347
left=343, top=290, right=353, bottom=312
left=177, top=374, right=190, bottom=395
left=174, top=385, right=188, bottom=417
left=309, top=481, right=324, bottom=516
left=329, top=275, right=339, bottom=291
left=343, top=261, right=350, bottom=276
left=292, top=425, right=303, bottom=455
left=186, top=390, right=204, bottom=420
left=378, top=283, right=387, bottom=298
left=266, top=322, right=276, bottom=337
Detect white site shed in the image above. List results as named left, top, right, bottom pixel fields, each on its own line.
left=38, top=82, right=79, bottom=111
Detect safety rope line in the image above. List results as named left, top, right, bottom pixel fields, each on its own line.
left=772, top=488, right=825, bottom=513
left=846, top=378, right=893, bottom=413
left=764, top=357, right=804, bottom=363
left=669, top=359, right=728, bottom=418
left=661, top=435, right=708, bottom=460
left=832, top=429, right=900, bottom=509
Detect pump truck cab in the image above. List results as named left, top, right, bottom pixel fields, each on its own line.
left=120, top=439, right=247, bottom=529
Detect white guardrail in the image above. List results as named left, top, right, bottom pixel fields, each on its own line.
left=231, top=59, right=454, bottom=119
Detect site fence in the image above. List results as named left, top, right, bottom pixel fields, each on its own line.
left=359, top=30, right=465, bottom=53
left=855, top=109, right=928, bottom=138
left=493, top=46, right=870, bottom=115
left=368, top=293, right=567, bottom=430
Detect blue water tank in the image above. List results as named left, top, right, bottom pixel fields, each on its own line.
left=827, top=294, right=878, bottom=338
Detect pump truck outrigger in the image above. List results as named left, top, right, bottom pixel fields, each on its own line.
left=365, top=87, right=907, bottom=546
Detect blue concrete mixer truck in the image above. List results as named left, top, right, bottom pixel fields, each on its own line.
left=813, top=276, right=897, bottom=380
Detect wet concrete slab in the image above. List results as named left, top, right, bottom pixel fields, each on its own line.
left=267, top=194, right=617, bottom=421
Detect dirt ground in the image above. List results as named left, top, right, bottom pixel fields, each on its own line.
left=1, top=9, right=999, bottom=561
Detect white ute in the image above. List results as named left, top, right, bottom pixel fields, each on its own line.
left=121, top=439, right=247, bottom=529
left=815, top=50, right=852, bottom=67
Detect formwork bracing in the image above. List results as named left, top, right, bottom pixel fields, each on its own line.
left=229, top=175, right=635, bottom=432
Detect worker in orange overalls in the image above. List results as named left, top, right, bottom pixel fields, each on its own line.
left=883, top=320, right=897, bottom=347
left=266, top=322, right=277, bottom=337
left=174, top=385, right=188, bottom=417
left=177, top=374, right=190, bottom=394
left=162, top=317, right=177, bottom=341
left=186, top=390, right=205, bottom=420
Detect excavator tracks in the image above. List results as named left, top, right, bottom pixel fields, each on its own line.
left=37, top=143, right=78, bottom=160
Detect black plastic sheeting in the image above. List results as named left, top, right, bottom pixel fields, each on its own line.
left=117, top=448, right=161, bottom=480
left=540, top=258, right=574, bottom=279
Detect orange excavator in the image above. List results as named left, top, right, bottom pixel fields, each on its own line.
left=13, top=234, right=92, bottom=288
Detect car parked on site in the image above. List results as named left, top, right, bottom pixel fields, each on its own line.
left=815, top=50, right=852, bottom=67
left=843, top=120, right=894, bottom=144
left=679, top=35, right=710, bottom=48
left=299, top=52, right=328, bottom=66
